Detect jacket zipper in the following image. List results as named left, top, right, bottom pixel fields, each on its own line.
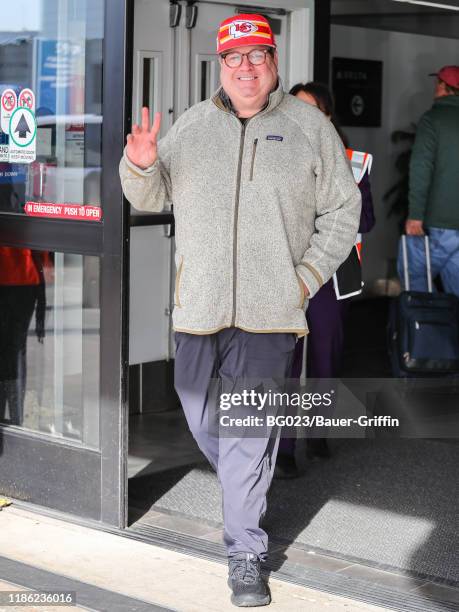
left=231, top=122, right=248, bottom=327
left=211, top=90, right=277, bottom=328
left=249, top=138, right=258, bottom=181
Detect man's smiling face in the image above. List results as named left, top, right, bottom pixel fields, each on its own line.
left=219, top=44, right=278, bottom=117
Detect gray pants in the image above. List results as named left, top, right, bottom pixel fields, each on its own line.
left=174, top=328, right=296, bottom=559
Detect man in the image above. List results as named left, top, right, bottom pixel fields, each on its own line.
left=403, top=65, right=459, bottom=296
left=120, top=14, right=360, bottom=607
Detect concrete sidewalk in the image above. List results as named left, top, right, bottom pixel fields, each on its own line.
left=0, top=505, right=391, bottom=612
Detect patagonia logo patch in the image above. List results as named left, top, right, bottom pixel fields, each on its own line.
left=266, top=135, right=283, bottom=142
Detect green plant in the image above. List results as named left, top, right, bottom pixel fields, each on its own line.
left=383, top=124, right=416, bottom=230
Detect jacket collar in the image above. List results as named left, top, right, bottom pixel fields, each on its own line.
left=212, top=78, right=284, bottom=118
left=433, top=94, right=459, bottom=108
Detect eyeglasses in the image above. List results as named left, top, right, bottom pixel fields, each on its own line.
left=221, top=49, right=272, bottom=68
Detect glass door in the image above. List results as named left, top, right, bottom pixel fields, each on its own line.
left=0, top=0, right=128, bottom=526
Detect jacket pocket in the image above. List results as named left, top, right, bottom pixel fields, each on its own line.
left=296, top=273, right=306, bottom=308
left=175, top=255, right=184, bottom=308
left=249, top=138, right=258, bottom=182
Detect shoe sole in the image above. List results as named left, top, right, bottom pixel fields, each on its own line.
left=228, top=578, right=271, bottom=607
left=230, top=594, right=271, bottom=607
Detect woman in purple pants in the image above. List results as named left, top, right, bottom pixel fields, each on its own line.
left=275, top=82, right=375, bottom=478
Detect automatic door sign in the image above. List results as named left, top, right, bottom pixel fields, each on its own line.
left=8, top=107, right=37, bottom=163
left=18, top=88, right=35, bottom=112
left=1, top=89, right=18, bottom=133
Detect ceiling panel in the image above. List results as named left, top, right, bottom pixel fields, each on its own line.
left=332, top=0, right=459, bottom=14
left=331, top=0, right=459, bottom=38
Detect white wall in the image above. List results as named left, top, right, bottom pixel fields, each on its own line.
left=330, top=25, right=459, bottom=285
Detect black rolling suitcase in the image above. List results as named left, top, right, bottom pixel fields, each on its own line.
left=388, top=235, right=459, bottom=377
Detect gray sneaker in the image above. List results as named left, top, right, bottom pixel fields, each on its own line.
left=228, top=552, right=271, bottom=607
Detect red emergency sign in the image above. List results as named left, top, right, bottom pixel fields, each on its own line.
left=25, top=201, right=103, bottom=221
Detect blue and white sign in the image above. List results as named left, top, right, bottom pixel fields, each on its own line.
left=0, top=162, right=27, bottom=185
left=35, top=39, right=83, bottom=115
left=36, top=39, right=59, bottom=115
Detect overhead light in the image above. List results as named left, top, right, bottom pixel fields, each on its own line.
left=392, top=0, right=459, bottom=10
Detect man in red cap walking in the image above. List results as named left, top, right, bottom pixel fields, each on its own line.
left=120, top=13, right=360, bottom=607
left=403, top=65, right=459, bottom=295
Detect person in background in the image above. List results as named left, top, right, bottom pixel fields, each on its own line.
left=401, top=66, right=459, bottom=296
left=276, top=82, right=375, bottom=479
left=0, top=247, right=47, bottom=425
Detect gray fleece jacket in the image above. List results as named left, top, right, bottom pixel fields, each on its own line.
left=119, top=82, right=361, bottom=336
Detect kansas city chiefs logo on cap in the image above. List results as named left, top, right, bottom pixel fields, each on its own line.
left=229, top=20, right=258, bottom=39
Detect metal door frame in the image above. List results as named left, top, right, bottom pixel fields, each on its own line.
left=0, top=0, right=130, bottom=528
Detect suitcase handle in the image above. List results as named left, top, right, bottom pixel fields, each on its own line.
left=401, top=234, right=433, bottom=293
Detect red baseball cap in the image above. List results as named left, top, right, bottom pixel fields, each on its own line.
left=429, top=65, right=459, bottom=88
left=217, top=14, right=276, bottom=55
